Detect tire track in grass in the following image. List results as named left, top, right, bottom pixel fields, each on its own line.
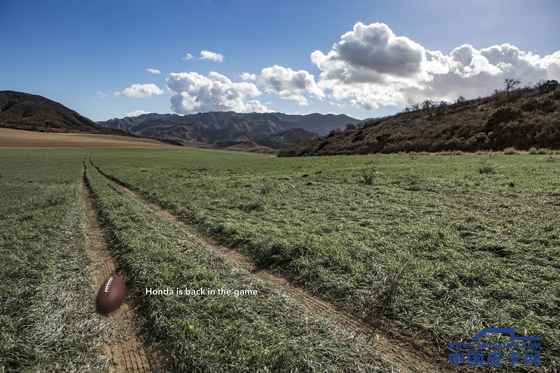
left=83, top=163, right=161, bottom=373
left=90, top=161, right=454, bottom=373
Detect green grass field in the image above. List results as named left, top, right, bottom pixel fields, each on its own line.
left=1, top=149, right=393, bottom=372
left=91, top=148, right=560, bottom=369
left=2, top=148, right=559, bottom=371
left=84, top=155, right=390, bottom=372
left=0, top=150, right=109, bottom=372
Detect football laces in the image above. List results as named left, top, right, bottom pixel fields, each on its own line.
left=104, top=277, right=114, bottom=293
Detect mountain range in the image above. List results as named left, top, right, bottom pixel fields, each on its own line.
left=0, top=90, right=359, bottom=152
left=97, top=112, right=359, bottom=152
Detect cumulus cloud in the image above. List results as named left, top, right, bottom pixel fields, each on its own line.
left=115, top=84, right=165, bottom=98
left=200, top=50, right=224, bottom=62
left=312, top=21, right=560, bottom=109
left=166, top=71, right=269, bottom=114
left=147, top=68, right=161, bottom=74
left=543, top=51, right=560, bottom=80
left=127, top=110, right=150, bottom=117
left=256, top=65, right=324, bottom=106
left=240, top=72, right=256, bottom=81
left=312, top=22, right=425, bottom=86
left=96, top=91, right=107, bottom=98
left=183, top=53, right=195, bottom=60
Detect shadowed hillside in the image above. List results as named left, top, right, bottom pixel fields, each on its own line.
left=279, top=80, right=560, bottom=156
left=0, top=91, right=135, bottom=137
left=199, top=128, right=319, bottom=153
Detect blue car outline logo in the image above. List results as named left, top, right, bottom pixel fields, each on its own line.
left=471, top=328, right=540, bottom=341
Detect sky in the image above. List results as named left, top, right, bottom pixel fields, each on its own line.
left=1, top=0, right=560, bottom=122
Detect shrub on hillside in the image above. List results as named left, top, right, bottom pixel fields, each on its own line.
left=445, top=137, right=465, bottom=151
left=352, top=131, right=365, bottom=142
left=487, top=108, right=523, bottom=127
left=465, top=132, right=489, bottom=151
left=521, top=99, right=540, bottom=112
left=317, top=139, right=330, bottom=150
left=467, top=132, right=490, bottom=144
left=362, top=118, right=383, bottom=129
left=539, top=100, right=555, bottom=113
left=376, top=133, right=391, bottom=143
left=538, top=79, right=559, bottom=94
left=522, top=98, right=556, bottom=113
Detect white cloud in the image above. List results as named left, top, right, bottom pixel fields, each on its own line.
left=329, top=101, right=347, bottom=108
left=115, top=84, right=165, bottom=98
left=312, top=22, right=425, bottom=87
left=244, top=100, right=271, bottom=113
left=96, top=91, right=107, bottom=98
left=200, top=50, right=224, bottom=62
left=312, top=22, right=560, bottom=110
left=183, top=53, right=195, bottom=60
left=127, top=110, right=151, bottom=117
left=166, top=71, right=269, bottom=114
left=240, top=72, right=256, bottom=81
left=146, top=68, right=161, bottom=74
left=256, top=65, right=324, bottom=106
left=543, top=51, right=560, bottom=80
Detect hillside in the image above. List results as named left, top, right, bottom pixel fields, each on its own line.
left=279, top=80, right=560, bottom=156
left=199, top=128, right=319, bottom=153
left=0, top=91, right=135, bottom=137
left=97, top=112, right=357, bottom=151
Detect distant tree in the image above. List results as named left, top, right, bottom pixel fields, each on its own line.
left=412, top=103, right=420, bottom=111
left=435, top=101, right=447, bottom=118
left=421, top=100, right=437, bottom=119
left=456, top=96, right=466, bottom=104
left=504, top=78, right=521, bottom=99
left=522, top=83, right=534, bottom=101
left=421, top=100, right=435, bottom=111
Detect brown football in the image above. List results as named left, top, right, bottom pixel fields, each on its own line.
left=98, top=276, right=126, bottom=312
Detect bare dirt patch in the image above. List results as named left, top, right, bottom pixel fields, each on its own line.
left=0, top=128, right=178, bottom=148
left=92, top=165, right=455, bottom=373
left=83, top=175, right=162, bottom=372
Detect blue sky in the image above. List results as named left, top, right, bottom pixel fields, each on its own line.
left=1, top=0, right=559, bottom=121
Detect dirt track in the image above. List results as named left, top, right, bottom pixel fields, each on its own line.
left=0, top=128, right=178, bottom=148
left=83, top=166, right=162, bottom=372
